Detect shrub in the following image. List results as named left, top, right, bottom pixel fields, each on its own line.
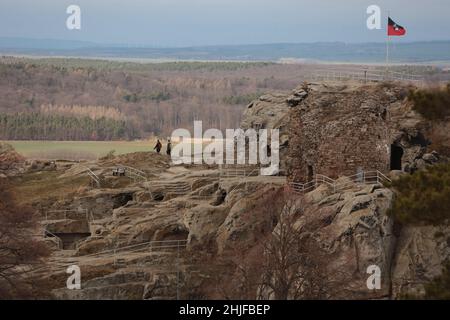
left=222, top=93, right=262, bottom=105
left=100, top=149, right=116, bottom=161
left=389, top=163, right=450, bottom=225
left=423, top=262, right=450, bottom=300
left=122, top=93, right=138, bottom=103
left=0, top=181, right=50, bottom=298
left=408, top=84, right=450, bottom=121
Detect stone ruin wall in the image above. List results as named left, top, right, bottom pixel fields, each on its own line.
left=286, top=83, right=427, bottom=182
left=239, top=82, right=430, bottom=182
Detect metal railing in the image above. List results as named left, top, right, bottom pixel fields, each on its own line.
left=219, top=164, right=260, bottom=179
left=31, top=229, right=63, bottom=249
left=99, top=239, right=185, bottom=256
left=223, top=167, right=261, bottom=195
left=308, top=68, right=424, bottom=83
left=116, top=164, right=147, bottom=182
left=82, top=166, right=101, bottom=187
left=73, top=239, right=188, bottom=266
left=289, top=170, right=391, bottom=194
left=44, top=209, right=92, bottom=222
left=148, top=181, right=192, bottom=196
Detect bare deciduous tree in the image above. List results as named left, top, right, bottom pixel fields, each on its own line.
left=257, top=193, right=328, bottom=299
left=0, top=181, right=49, bottom=299
left=216, top=190, right=330, bottom=300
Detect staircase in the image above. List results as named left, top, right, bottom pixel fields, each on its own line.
left=147, top=181, right=192, bottom=198
left=82, top=166, right=102, bottom=188
left=32, top=228, right=64, bottom=250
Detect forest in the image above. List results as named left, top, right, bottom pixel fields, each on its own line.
left=0, top=58, right=291, bottom=140
left=0, top=57, right=445, bottom=140
left=0, top=113, right=134, bottom=140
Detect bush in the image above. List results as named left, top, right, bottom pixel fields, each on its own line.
left=122, top=93, right=138, bottom=103
left=408, top=84, right=450, bottom=121
left=389, top=163, right=450, bottom=225
left=423, top=262, right=450, bottom=300
left=100, top=149, right=116, bottom=161
left=0, top=181, right=50, bottom=298
left=222, top=92, right=262, bottom=105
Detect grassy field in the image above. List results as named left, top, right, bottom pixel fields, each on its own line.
left=3, top=140, right=158, bottom=160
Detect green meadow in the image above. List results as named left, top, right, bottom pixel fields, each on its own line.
left=3, top=140, right=157, bottom=160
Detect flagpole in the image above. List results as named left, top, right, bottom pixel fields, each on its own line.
left=386, top=36, right=390, bottom=78
left=386, top=12, right=390, bottom=80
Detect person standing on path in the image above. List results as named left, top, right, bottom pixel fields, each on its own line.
left=166, top=139, right=172, bottom=156
left=154, top=139, right=162, bottom=153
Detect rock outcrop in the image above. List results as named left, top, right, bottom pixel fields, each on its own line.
left=287, top=82, right=428, bottom=182
left=240, top=92, right=294, bottom=173
left=12, top=81, right=449, bottom=300
left=0, top=142, right=25, bottom=177
left=391, top=225, right=450, bottom=298
left=285, top=181, right=396, bottom=299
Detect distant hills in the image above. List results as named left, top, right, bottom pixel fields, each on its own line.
left=1, top=37, right=450, bottom=64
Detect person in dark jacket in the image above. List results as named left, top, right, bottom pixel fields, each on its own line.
left=154, top=139, right=162, bottom=153
left=166, top=139, right=172, bottom=156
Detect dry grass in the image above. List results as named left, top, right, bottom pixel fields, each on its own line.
left=9, top=171, right=90, bottom=205
left=4, top=140, right=158, bottom=160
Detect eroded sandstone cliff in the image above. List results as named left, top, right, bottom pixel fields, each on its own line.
left=8, top=81, right=448, bottom=299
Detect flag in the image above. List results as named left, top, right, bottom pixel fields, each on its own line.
left=388, top=17, right=406, bottom=36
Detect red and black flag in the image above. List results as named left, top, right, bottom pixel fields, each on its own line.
left=388, top=17, right=406, bottom=36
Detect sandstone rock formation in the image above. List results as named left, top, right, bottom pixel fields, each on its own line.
left=0, top=142, right=25, bottom=177
left=10, top=81, right=449, bottom=300
left=287, top=82, right=427, bottom=182
left=284, top=181, right=396, bottom=299
left=240, top=91, right=294, bottom=173
left=391, top=225, right=450, bottom=298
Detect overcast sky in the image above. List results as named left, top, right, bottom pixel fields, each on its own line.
left=1, top=0, right=450, bottom=46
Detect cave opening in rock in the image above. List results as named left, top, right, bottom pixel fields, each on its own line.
left=212, top=188, right=227, bottom=206
left=390, top=144, right=404, bottom=171
left=164, top=228, right=189, bottom=241
left=307, top=165, right=314, bottom=182
left=54, top=233, right=91, bottom=250
left=113, top=193, right=134, bottom=208
left=152, top=192, right=165, bottom=202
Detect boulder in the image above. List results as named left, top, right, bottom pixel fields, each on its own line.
left=216, top=186, right=280, bottom=253
left=184, top=204, right=228, bottom=248
left=391, top=226, right=450, bottom=298
left=286, top=87, right=308, bottom=107
left=290, top=184, right=395, bottom=299
left=0, top=142, right=25, bottom=176
left=422, top=153, right=439, bottom=163
left=304, top=184, right=331, bottom=204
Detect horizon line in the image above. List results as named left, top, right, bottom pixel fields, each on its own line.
left=2, top=36, right=450, bottom=49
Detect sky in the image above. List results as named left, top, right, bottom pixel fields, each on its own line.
left=1, top=0, right=450, bottom=47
